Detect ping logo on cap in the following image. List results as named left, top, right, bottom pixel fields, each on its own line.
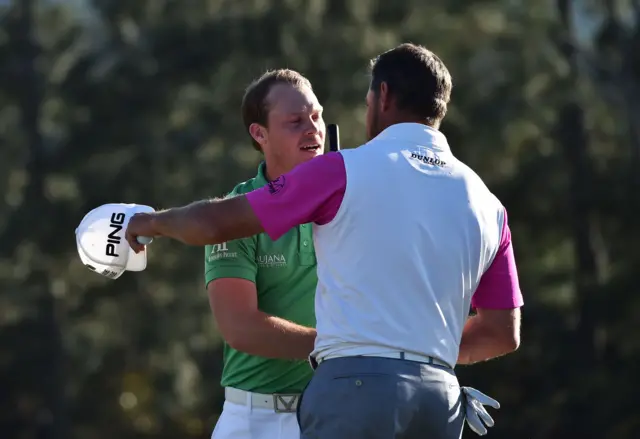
left=106, top=212, right=126, bottom=257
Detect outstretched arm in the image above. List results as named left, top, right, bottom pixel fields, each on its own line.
left=151, top=196, right=262, bottom=247
left=125, top=152, right=346, bottom=253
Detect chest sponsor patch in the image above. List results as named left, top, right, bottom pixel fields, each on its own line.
left=257, top=253, right=287, bottom=268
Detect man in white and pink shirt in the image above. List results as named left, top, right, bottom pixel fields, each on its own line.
left=125, top=43, right=523, bottom=439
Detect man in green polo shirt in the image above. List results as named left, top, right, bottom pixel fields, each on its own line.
left=204, top=69, right=325, bottom=439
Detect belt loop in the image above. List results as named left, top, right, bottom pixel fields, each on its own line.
left=400, top=352, right=405, bottom=360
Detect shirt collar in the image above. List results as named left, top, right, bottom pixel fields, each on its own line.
left=255, top=161, right=269, bottom=187
left=373, top=122, right=450, bottom=151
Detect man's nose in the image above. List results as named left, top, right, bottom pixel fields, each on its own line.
left=304, top=119, right=321, bottom=135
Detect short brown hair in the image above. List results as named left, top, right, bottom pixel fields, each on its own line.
left=241, top=69, right=313, bottom=150
left=369, top=43, right=452, bottom=127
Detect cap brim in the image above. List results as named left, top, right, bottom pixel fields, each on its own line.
left=123, top=204, right=154, bottom=272
left=77, top=241, right=125, bottom=279
left=126, top=246, right=147, bottom=271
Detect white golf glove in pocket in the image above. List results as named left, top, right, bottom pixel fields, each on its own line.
left=461, top=386, right=500, bottom=436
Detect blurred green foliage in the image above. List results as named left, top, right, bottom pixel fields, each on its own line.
left=1, top=0, right=639, bottom=438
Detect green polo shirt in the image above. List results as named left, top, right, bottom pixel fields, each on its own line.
left=204, top=162, right=317, bottom=394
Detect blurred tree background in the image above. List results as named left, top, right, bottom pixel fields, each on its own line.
left=1, top=0, right=639, bottom=438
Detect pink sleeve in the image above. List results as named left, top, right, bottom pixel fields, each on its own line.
left=471, top=210, right=524, bottom=309
left=245, top=152, right=346, bottom=241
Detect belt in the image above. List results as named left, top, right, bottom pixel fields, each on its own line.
left=224, top=387, right=301, bottom=413
left=317, top=351, right=452, bottom=369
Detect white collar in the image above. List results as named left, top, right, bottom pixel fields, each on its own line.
left=373, top=123, right=450, bottom=151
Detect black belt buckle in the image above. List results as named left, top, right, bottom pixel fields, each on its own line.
left=273, top=393, right=299, bottom=413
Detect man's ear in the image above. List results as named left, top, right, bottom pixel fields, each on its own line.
left=379, top=81, right=391, bottom=112
left=249, top=123, right=267, bottom=147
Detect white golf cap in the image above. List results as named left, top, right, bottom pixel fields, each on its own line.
left=75, top=203, right=155, bottom=279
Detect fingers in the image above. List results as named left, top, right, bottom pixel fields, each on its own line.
left=463, top=387, right=501, bottom=409
left=465, top=405, right=488, bottom=436
left=462, top=386, right=499, bottom=436
left=125, top=213, right=155, bottom=253
left=125, top=229, right=144, bottom=255
left=471, top=400, right=495, bottom=427
left=126, top=231, right=145, bottom=254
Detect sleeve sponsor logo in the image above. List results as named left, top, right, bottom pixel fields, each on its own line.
left=207, top=242, right=238, bottom=262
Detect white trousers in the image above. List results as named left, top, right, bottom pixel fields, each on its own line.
left=211, top=400, right=300, bottom=439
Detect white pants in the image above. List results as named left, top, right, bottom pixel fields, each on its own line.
left=211, top=400, right=300, bottom=439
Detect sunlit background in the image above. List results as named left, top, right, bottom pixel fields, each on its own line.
left=1, top=1, right=639, bottom=438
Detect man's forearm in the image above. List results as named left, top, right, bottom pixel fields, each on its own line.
left=457, top=315, right=518, bottom=365
left=151, top=198, right=263, bottom=246
left=151, top=201, right=213, bottom=245
left=225, top=311, right=316, bottom=360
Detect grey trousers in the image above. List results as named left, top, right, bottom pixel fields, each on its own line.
left=297, top=356, right=465, bottom=439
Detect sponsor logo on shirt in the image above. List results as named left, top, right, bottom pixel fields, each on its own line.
left=257, top=253, right=287, bottom=268
left=409, top=151, right=446, bottom=167
left=268, top=176, right=285, bottom=194
left=208, top=242, right=238, bottom=261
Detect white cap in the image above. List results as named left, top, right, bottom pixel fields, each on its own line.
left=75, top=203, right=155, bottom=279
